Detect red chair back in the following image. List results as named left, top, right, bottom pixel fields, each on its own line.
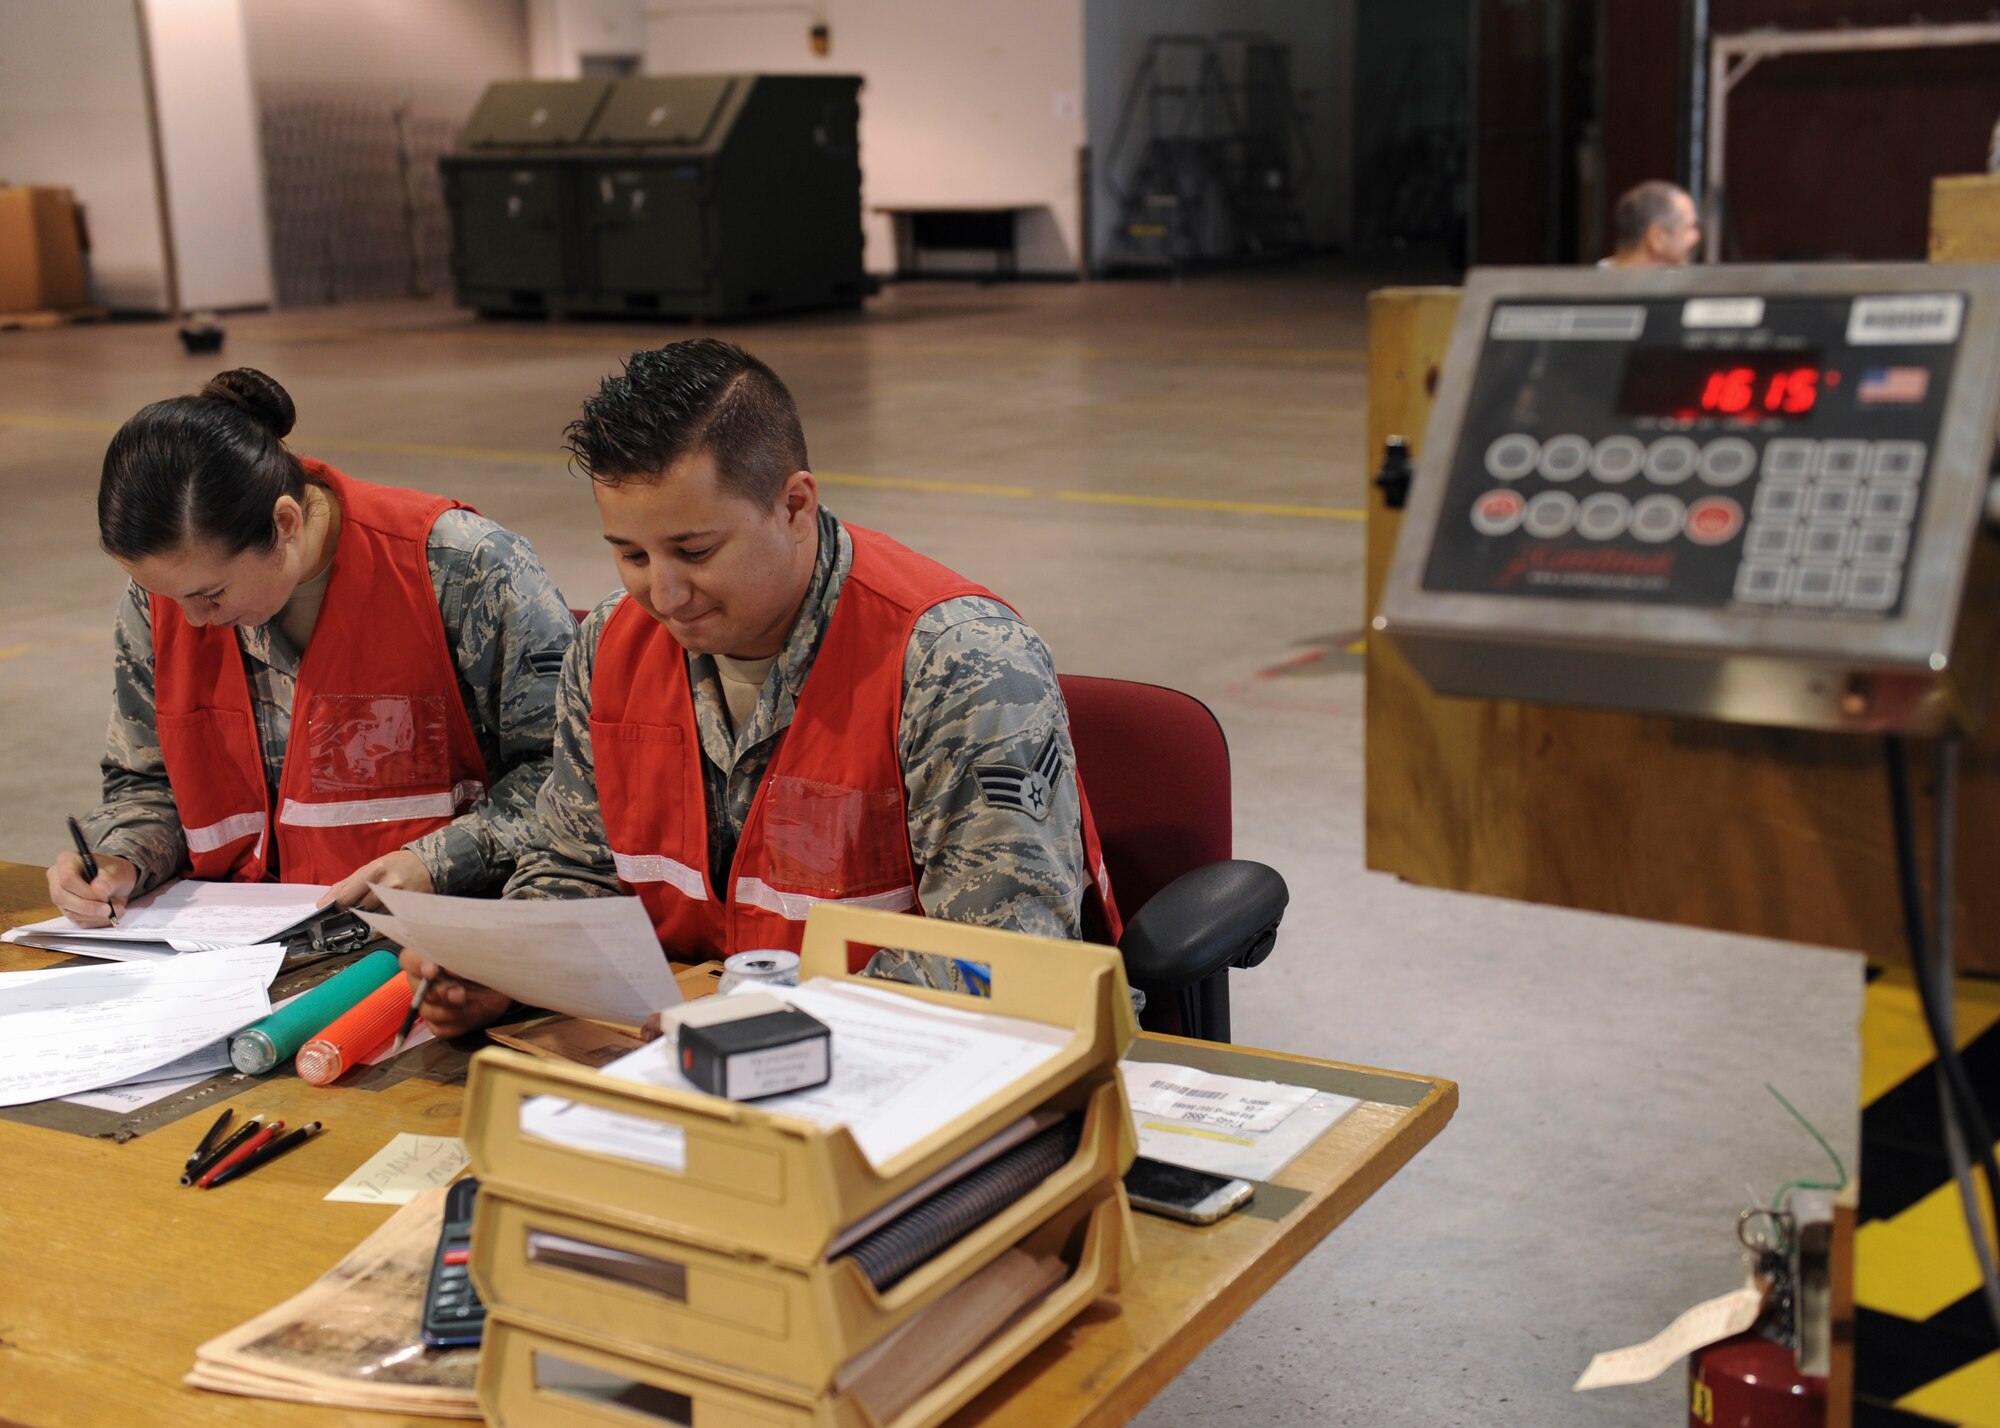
left=1058, top=675, right=1232, bottom=921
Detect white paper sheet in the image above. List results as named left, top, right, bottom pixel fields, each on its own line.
left=522, top=978, right=1070, bottom=1171
left=62, top=1066, right=222, bottom=1113
left=3, top=879, right=328, bottom=952
left=323, top=1133, right=470, bottom=1205
left=360, top=886, right=680, bottom=1027
left=0, top=942, right=285, bottom=1106
left=1121, top=1061, right=1361, bottom=1182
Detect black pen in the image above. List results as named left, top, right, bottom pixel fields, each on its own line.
left=183, top=1107, right=233, bottom=1172
left=390, top=976, right=431, bottom=1057
left=207, top=1122, right=321, bottom=1188
left=65, top=816, right=116, bottom=926
left=180, top=1115, right=264, bottom=1186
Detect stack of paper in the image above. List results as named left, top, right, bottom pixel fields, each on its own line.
left=186, top=1186, right=479, bottom=1417
left=1118, top=1061, right=1360, bottom=1181
left=519, top=978, right=1071, bottom=1171
left=0, top=943, right=285, bottom=1106
left=3, top=880, right=328, bottom=961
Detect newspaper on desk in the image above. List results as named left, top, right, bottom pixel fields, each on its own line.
left=185, top=1186, right=480, bottom=1417
left=1119, top=1061, right=1361, bottom=1181
left=518, top=977, right=1071, bottom=1171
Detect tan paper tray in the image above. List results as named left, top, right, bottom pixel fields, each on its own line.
left=463, top=905, right=1137, bottom=1266
left=470, top=1075, right=1133, bottom=1392
left=477, top=1189, right=1134, bottom=1428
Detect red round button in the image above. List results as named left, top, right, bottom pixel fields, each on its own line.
left=1686, top=496, right=1744, bottom=546
left=1471, top=489, right=1526, bottom=536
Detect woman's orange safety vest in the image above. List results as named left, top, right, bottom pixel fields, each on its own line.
left=591, top=525, right=1122, bottom=959
left=150, top=462, right=489, bottom=883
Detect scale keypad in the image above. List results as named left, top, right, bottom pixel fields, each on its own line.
left=1465, top=432, right=1924, bottom=613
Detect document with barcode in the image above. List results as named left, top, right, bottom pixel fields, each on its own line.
left=1119, top=1061, right=1358, bottom=1181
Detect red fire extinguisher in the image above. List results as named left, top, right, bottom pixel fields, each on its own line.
left=1688, top=1332, right=1827, bottom=1428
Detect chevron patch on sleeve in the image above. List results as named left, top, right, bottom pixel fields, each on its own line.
left=974, top=732, right=1062, bottom=821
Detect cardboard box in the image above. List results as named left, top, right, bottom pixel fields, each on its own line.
left=0, top=186, right=88, bottom=314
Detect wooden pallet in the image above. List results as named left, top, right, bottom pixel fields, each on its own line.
left=0, top=306, right=110, bottom=332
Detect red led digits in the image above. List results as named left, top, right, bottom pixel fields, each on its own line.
left=1700, top=365, right=1820, bottom=418
left=1701, top=367, right=1755, bottom=415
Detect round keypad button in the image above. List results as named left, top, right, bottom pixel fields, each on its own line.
left=1538, top=434, right=1591, bottom=482
left=1576, top=492, right=1631, bottom=541
left=1485, top=434, right=1540, bottom=481
left=1523, top=490, right=1578, bottom=539
left=1699, top=437, right=1756, bottom=487
left=1644, top=437, right=1700, bottom=485
left=1470, top=489, right=1526, bottom=536
left=1686, top=496, right=1744, bottom=546
left=1590, top=435, right=1646, bottom=484
left=1630, top=494, right=1687, bottom=543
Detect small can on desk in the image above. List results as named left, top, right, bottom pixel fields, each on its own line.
left=716, top=949, right=800, bottom=995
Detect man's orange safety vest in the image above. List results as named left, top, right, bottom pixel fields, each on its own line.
left=591, top=524, right=1122, bottom=960
left=150, top=462, right=489, bottom=884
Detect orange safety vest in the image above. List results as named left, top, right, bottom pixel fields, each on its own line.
left=150, top=462, right=490, bottom=884
left=591, top=524, right=1122, bottom=960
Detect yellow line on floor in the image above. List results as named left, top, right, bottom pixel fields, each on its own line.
left=1056, top=491, right=1367, bottom=521
left=0, top=644, right=30, bottom=662
left=0, top=415, right=1360, bottom=522
left=1855, top=1165, right=2000, bottom=1321
left=1896, top=1350, right=2000, bottom=1427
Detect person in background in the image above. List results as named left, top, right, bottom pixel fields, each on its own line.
left=1604, top=180, right=1702, bottom=268
left=46, top=368, right=576, bottom=923
left=403, top=339, right=1121, bottom=1035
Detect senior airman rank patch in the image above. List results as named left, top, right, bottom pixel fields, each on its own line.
left=975, top=731, right=1062, bottom=821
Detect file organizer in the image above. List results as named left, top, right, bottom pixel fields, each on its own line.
left=462, top=905, right=1141, bottom=1425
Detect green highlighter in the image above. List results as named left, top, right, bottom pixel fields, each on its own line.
left=230, top=949, right=403, bottom=1075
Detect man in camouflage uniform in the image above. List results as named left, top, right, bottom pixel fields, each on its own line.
left=77, top=510, right=576, bottom=904
left=406, top=339, right=1113, bottom=1035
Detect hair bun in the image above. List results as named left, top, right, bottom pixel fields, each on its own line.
left=200, top=368, right=296, bottom=439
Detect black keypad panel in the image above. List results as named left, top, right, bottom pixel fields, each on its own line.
left=1422, top=295, right=1955, bottom=616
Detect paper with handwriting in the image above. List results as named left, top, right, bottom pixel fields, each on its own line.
left=324, top=1133, right=469, bottom=1205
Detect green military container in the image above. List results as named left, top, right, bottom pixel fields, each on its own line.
left=570, top=74, right=864, bottom=319
left=439, top=79, right=613, bottom=316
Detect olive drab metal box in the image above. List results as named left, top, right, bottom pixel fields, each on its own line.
left=441, top=75, right=865, bottom=320
left=439, top=79, right=614, bottom=316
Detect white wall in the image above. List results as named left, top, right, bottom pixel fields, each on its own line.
left=0, top=0, right=169, bottom=310
left=1083, top=0, right=1355, bottom=267
left=642, top=0, right=1088, bottom=275
left=143, top=0, right=274, bottom=311
left=528, top=0, right=645, bottom=78
left=241, top=0, right=529, bottom=95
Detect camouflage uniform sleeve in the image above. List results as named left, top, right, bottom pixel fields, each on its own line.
left=897, top=595, right=1087, bottom=940
left=77, top=582, right=188, bottom=894
left=403, top=511, right=577, bottom=895
left=502, top=594, right=624, bottom=901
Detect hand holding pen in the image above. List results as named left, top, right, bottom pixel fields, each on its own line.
left=47, top=817, right=137, bottom=928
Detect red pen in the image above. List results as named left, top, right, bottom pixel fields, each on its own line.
left=198, top=1119, right=283, bottom=1189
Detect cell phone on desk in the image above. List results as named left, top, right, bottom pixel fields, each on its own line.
left=420, top=1176, right=486, bottom=1347
left=1123, top=1156, right=1254, bottom=1225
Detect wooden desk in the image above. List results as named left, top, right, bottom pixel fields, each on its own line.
left=0, top=863, right=1455, bottom=1426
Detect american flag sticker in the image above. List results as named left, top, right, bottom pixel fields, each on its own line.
left=1857, top=367, right=1930, bottom=404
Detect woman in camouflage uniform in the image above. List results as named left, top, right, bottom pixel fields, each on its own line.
left=46, top=368, right=577, bottom=923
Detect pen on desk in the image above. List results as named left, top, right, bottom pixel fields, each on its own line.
left=181, top=1115, right=264, bottom=1186
left=65, top=815, right=116, bottom=926
left=184, top=1108, right=233, bottom=1171
left=206, top=1121, right=321, bottom=1189
left=198, top=1119, right=283, bottom=1189
left=390, top=976, right=430, bottom=1057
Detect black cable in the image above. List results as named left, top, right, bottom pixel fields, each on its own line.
left=1884, top=735, right=2000, bottom=1341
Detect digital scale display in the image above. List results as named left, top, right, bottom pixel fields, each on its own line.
left=1616, top=349, right=1831, bottom=421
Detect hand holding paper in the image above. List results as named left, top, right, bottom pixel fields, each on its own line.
left=359, top=886, right=680, bottom=1028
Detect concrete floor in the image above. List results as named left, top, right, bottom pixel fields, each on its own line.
left=0, top=266, right=1861, bottom=1425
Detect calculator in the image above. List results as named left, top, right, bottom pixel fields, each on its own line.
left=420, top=1176, right=487, bottom=1347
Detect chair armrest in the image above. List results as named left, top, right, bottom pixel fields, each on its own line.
left=1118, top=859, right=1288, bottom=993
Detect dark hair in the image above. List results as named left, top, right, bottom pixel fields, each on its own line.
left=98, top=368, right=311, bottom=560
left=1613, top=181, right=1690, bottom=252
left=564, top=339, right=808, bottom=505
